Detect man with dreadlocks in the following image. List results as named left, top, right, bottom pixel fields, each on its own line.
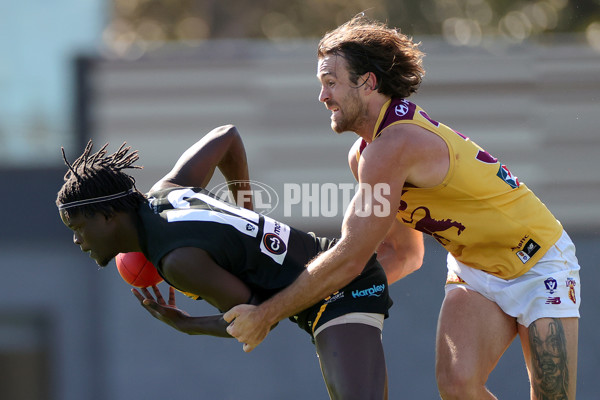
left=57, top=124, right=393, bottom=400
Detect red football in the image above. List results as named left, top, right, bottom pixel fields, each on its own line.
left=115, top=252, right=163, bottom=288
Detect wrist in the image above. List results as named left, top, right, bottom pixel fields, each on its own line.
left=258, top=299, right=284, bottom=328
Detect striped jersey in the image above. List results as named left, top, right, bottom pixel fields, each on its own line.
left=135, top=186, right=392, bottom=336
left=137, top=186, right=324, bottom=301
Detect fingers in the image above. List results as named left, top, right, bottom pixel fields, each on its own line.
left=242, top=343, right=256, bottom=353
left=132, top=287, right=160, bottom=309
left=223, top=305, right=267, bottom=352
left=131, top=288, right=144, bottom=302
left=151, top=285, right=166, bottom=305
left=223, top=307, right=239, bottom=323
left=168, top=286, right=176, bottom=306
left=141, top=287, right=153, bottom=299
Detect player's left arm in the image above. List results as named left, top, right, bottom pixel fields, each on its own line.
left=375, top=219, right=424, bottom=284
left=151, top=125, right=253, bottom=209
left=132, top=285, right=229, bottom=337
left=134, top=247, right=260, bottom=337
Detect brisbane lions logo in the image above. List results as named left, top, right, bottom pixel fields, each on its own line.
left=402, top=206, right=465, bottom=245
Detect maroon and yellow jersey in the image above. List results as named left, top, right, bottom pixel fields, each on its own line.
left=358, top=98, right=562, bottom=279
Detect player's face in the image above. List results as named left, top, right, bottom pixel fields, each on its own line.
left=60, top=210, right=119, bottom=267
left=317, top=55, right=368, bottom=134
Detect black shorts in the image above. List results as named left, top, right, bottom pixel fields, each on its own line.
left=292, top=254, right=393, bottom=339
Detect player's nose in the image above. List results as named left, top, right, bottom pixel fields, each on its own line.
left=318, top=86, right=330, bottom=103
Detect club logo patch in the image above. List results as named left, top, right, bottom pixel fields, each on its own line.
left=566, top=278, right=577, bottom=304
left=262, top=233, right=286, bottom=255
left=497, top=164, right=520, bottom=189
left=259, top=216, right=290, bottom=265
left=516, top=239, right=540, bottom=264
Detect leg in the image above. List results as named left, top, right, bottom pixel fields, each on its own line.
left=315, top=323, right=388, bottom=400
left=436, top=287, right=518, bottom=399
left=519, top=317, right=578, bottom=399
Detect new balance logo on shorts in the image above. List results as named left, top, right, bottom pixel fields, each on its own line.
left=545, top=297, right=561, bottom=304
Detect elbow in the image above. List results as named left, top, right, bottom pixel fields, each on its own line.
left=221, top=124, right=240, bottom=139
left=407, top=246, right=424, bottom=274
left=211, top=124, right=241, bottom=143
left=406, top=255, right=423, bottom=275
left=382, top=249, right=424, bottom=284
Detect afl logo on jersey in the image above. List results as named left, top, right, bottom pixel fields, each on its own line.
left=263, top=233, right=287, bottom=255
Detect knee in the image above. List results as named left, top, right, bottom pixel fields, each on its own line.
left=436, top=364, right=482, bottom=400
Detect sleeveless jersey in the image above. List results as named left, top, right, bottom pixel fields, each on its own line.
left=137, top=186, right=324, bottom=300
left=135, top=186, right=392, bottom=336
left=358, top=98, right=563, bottom=279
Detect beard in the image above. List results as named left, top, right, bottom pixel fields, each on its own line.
left=329, top=90, right=367, bottom=134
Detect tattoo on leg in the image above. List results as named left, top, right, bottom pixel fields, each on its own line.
left=529, top=318, right=569, bottom=399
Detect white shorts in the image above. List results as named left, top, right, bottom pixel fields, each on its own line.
left=445, top=230, right=581, bottom=327
left=313, top=312, right=385, bottom=338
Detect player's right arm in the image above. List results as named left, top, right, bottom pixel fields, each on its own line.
left=151, top=125, right=253, bottom=209
left=348, top=138, right=424, bottom=284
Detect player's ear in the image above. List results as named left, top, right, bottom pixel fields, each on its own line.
left=102, top=210, right=120, bottom=224
left=365, top=72, right=378, bottom=91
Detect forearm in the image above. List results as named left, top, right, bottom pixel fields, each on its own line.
left=176, top=314, right=232, bottom=338
left=257, top=244, right=365, bottom=327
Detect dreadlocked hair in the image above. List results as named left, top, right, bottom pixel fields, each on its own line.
left=56, top=140, right=147, bottom=218
left=318, top=13, right=425, bottom=99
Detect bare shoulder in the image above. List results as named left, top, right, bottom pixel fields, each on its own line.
left=348, top=138, right=363, bottom=179
left=361, top=123, right=449, bottom=188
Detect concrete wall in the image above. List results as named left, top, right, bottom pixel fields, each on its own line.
left=1, top=36, right=599, bottom=399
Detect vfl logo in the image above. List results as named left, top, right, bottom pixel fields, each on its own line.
left=544, top=277, right=558, bottom=294
left=263, top=233, right=286, bottom=255
left=402, top=206, right=465, bottom=245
